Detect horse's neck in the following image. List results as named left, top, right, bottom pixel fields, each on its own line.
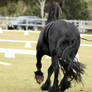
left=46, top=2, right=62, bottom=24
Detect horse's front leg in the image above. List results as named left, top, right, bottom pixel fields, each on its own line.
left=35, top=51, right=44, bottom=84
left=48, top=56, right=59, bottom=92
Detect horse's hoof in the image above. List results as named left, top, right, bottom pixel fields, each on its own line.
left=41, top=84, right=49, bottom=90
left=41, top=81, right=50, bottom=90
left=59, top=89, right=64, bottom=92
left=48, top=86, right=59, bottom=92
left=34, top=71, right=44, bottom=84
left=35, top=75, right=44, bottom=84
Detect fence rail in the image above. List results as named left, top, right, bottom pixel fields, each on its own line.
left=0, top=34, right=91, bottom=58
left=0, top=16, right=92, bottom=33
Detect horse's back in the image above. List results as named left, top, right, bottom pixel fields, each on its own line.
left=37, top=20, right=80, bottom=56
left=46, top=20, right=80, bottom=55
left=48, top=20, right=80, bottom=41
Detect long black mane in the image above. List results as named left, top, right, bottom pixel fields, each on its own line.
left=46, top=2, right=62, bottom=24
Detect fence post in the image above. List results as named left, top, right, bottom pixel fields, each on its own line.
left=26, top=18, right=28, bottom=30
left=6, top=17, right=8, bottom=30
left=25, top=41, right=31, bottom=48
left=33, top=26, right=38, bottom=31
left=0, top=27, right=3, bottom=34
left=24, top=31, right=29, bottom=36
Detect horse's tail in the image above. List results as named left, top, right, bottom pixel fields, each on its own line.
left=60, top=39, right=85, bottom=81
left=81, top=37, right=92, bottom=42
left=57, top=39, right=85, bottom=91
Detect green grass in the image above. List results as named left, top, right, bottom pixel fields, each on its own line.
left=0, top=54, right=51, bottom=92
left=0, top=31, right=40, bottom=41
left=0, top=31, right=92, bottom=92
left=0, top=31, right=38, bottom=50
left=0, top=42, right=36, bottom=50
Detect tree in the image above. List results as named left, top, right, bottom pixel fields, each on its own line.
left=23, top=0, right=34, bottom=15
left=34, top=0, right=46, bottom=18
left=24, top=0, right=46, bottom=18
left=17, top=0, right=27, bottom=16
left=45, top=0, right=89, bottom=20
left=7, top=2, right=17, bottom=16
left=0, top=0, right=18, bottom=6
left=61, top=0, right=89, bottom=20
left=0, top=0, right=90, bottom=20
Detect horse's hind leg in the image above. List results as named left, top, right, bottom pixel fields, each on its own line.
left=41, top=64, right=53, bottom=90
left=59, top=74, right=71, bottom=92
left=35, top=50, right=44, bottom=84
left=48, top=56, right=59, bottom=92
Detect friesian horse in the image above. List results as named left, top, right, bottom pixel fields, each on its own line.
left=35, top=2, right=85, bottom=92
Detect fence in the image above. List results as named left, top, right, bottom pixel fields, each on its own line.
left=0, top=16, right=92, bottom=32
left=0, top=16, right=46, bottom=31
left=65, top=20, right=92, bottom=33
left=0, top=33, right=91, bottom=58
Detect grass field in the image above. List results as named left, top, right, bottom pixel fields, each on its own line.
left=0, top=31, right=92, bottom=92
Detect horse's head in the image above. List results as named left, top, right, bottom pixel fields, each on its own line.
left=46, top=2, right=62, bottom=24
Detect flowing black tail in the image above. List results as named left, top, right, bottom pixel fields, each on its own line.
left=59, top=60, right=85, bottom=91
left=59, top=53, right=85, bottom=83
left=58, top=39, right=85, bottom=91
left=81, top=37, right=92, bottom=42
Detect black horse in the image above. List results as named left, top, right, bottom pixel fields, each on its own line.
left=35, top=2, right=85, bottom=92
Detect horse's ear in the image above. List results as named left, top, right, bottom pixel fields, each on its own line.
left=60, top=2, right=63, bottom=8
